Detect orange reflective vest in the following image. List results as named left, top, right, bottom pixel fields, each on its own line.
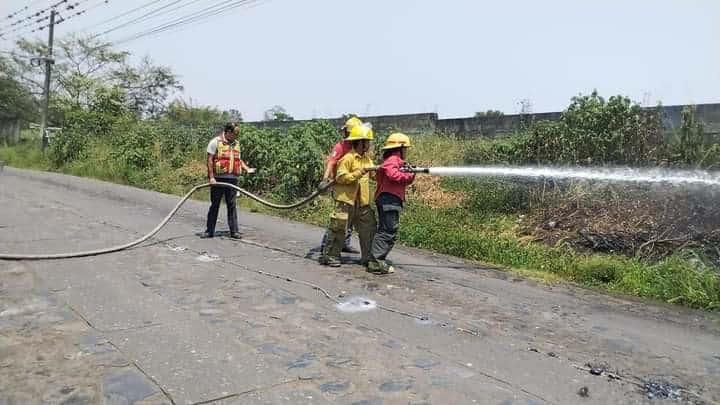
left=214, top=136, right=242, bottom=176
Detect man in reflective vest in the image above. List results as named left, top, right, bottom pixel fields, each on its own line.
left=201, top=123, right=251, bottom=239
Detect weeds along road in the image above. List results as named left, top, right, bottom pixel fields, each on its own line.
left=1, top=167, right=719, bottom=405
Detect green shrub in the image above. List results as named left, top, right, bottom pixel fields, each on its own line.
left=465, top=91, right=668, bottom=166
left=109, top=120, right=156, bottom=171
left=239, top=120, right=338, bottom=198
left=463, top=134, right=529, bottom=165
left=615, top=255, right=720, bottom=309
left=573, top=256, right=625, bottom=285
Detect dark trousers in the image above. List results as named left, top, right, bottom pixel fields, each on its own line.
left=206, top=177, right=238, bottom=235
left=320, top=226, right=353, bottom=250
left=371, top=193, right=403, bottom=261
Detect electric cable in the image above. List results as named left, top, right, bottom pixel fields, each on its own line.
left=73, top=0, right=165, bottom=32
left=113, top=0, right=259, bottom=45
left=89, top=0, right=197, bottom=39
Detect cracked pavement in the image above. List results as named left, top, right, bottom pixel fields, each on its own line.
left=1, top=167, right=719, bottom=405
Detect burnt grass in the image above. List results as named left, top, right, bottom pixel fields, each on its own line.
left=524, top=181, right=720, bottom=266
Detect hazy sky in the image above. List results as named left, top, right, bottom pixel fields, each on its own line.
left=1, top=0, right=719, bottom=121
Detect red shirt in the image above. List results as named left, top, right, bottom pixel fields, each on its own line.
left=327, top=141, right=352, bottom=166
left=374, top=153, right=415, bottom=201
left=327, top=141, right=353, bottom=179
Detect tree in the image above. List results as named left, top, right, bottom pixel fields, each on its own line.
left=263, top=105, right=294, bottom=121
left=163, top=99, right=228, bottom=126
left=526, top=90, right=664, bottom=165
left=8, top=36, right=180, bottom=119
left=676, top=106, right=705, bottom=165
left=223, top=108, right=243, bottom=123
left=475, top=110, right=504, bottom=118
left=112, top=56, right=183, bottom=118
left=12, top=36, right=128, bottom=107
left=0, top=56, right=38, bottom=122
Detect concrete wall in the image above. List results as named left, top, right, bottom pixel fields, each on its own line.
left=0, top=118, right=20, bottom=146
left=246, top=103, right=720, bottom=138
left=249, top=113, right=439, bottom=136
left=659, top=103, right=720, bottom=135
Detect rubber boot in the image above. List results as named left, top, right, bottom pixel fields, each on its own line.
left=366, top=260, right=383, bottom=273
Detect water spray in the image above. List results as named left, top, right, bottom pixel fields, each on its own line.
left=400, top=165, right=720, bottom=187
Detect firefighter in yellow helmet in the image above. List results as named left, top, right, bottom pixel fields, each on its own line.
left=318, top=116, right=363, bottom=254
left=367, top=133, right=415, bottom=274
left=320, top=123, right=377, bottom=267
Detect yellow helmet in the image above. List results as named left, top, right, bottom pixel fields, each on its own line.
left=342, top=116, right=362, bottom=131
left=382, top=132, right=411, bottom=150
left=346, top=123, right=374, bottom=141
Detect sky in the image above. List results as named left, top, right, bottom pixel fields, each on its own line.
left=1, top=0, right=719, bottom=121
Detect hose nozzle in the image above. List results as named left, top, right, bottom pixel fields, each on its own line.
left=400, top=163, right=430, bottom=174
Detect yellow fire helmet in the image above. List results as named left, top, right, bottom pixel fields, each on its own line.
left=342, top=116, right=363, bottom=131
left=382, top=132, right=411, bottom=150
left=346, top=123, right=374, bottom=141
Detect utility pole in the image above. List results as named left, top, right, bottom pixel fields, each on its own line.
left=40, top=10, right=56, bottom=151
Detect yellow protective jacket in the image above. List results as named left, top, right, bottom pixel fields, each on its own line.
left=334, top=151, right=374, bottom=206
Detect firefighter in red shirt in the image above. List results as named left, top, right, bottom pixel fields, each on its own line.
left=318, top=116, right=364, bottom=254
left=366, top=133, right=416, bottom=274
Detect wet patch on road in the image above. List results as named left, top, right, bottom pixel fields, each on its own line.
left=259, top=343, right=289, bottom=356
left=336, top=297, right=377, bottom=313
left=414, top=316, right=433, bottom=326
left=195, top=252, right=220, bottom=262
left=287, top=353, right=315, bottom=369
left=378, top=379, right=413, bottom=392
left=102, top=368, right=157, bottom=404
left=413, top=358, right=438, bottom=369
left=382, top=340, right=402, bottom=350
left=277, top=295, right=298, bottom=305
left=319, top=381, right=350, bottom=394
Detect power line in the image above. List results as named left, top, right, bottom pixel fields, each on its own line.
left=0, top=1, right=86, bottom=37
left=0, top=0, right=68, bottom=31
left=1, top=0, right=110, bottom=40
left=2, top=0, right=51, bottom=27
left=54, top=0, right=110, bottom=27
left=90, top=0, right=198, bottom=39
left=2, top=0, right=264, bottom=58
left=74, top=0, right=166, bottom=33
left=111, top=0, right=262, bottom=46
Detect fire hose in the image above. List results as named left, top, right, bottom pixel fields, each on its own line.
left=0, top=166, right=432, bottom=261
left=0, top=181, right=337, bottom=260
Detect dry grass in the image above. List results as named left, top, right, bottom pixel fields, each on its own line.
left=408, top=175, right=465, bottom=208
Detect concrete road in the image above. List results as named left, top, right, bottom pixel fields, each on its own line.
left=1, top=167, right=719, bottom=405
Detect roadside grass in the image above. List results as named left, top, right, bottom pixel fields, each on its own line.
left=0, top=142, right=50, bottom=170
left=3, top=137, right=719, bottom=310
